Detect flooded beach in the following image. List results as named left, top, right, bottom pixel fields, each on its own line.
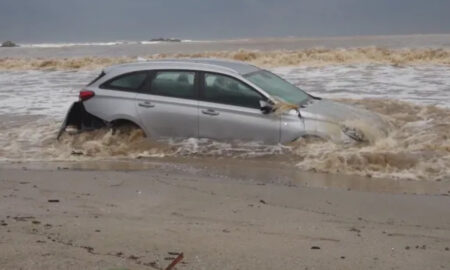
left=0, top=36, right=449, bottom=183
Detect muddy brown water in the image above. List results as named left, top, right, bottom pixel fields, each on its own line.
left=1, top=35, right=450, bottom=191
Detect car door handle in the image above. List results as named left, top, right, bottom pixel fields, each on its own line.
left=138, top=101, right=155, bottom=108
left=202, top=108, right=219, bottom=116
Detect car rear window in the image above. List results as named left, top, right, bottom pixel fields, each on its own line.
left=149, top=71, right=196, bottom=99
left=101, top=71, right=148, bottom=91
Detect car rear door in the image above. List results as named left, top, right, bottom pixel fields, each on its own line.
left=135, top=70, right=199, bottom=139
left=84, top=71, right=147, bottom=124
left=198, top=72, right=279, bottom=144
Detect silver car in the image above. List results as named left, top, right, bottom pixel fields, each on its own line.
left=59, top=59, right=388, bottom=144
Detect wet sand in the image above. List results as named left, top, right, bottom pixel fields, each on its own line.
left=1, top=162, right=449, bottom=270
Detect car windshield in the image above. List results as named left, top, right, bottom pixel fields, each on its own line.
left=244, top=70, right=310, bottom=105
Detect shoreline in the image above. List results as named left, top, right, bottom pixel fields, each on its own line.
left=10, top=33, right=450, bottom=47
left=2, top=158, right=450, bottom=196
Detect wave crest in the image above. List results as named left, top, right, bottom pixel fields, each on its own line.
left=1, top=47, right=450, bottom=70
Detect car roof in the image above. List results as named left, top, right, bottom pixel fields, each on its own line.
left=103, top=58, right=261, bottom=75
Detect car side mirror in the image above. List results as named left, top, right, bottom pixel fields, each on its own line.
left=259, top=100, right=274, bottom=114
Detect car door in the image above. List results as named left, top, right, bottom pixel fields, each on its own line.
left=135, top=70, right=199, bottom=139
left=198, top=72, right=279, bottom=144
left=85, top=71, right=147, bottom=124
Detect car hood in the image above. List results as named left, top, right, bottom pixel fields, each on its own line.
left=300, top=98, right=389, bottom=142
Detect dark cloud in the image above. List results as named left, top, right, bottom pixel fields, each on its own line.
left=1, top=0, right=449, bottom=42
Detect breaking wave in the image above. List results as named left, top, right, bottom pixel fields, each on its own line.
left=1, top=47, right=450, bottom=70
left=292, top=99, right=450, bottom=181
left=1, top=99, right=449, bottom=182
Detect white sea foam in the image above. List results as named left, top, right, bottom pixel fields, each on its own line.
left=20, top=41, right=128, bottom=48
left=0, top=70, right=95, bottom=117
left=273, top=65, right=450, bottom=108
left=19, top=39, right=199, bottom=48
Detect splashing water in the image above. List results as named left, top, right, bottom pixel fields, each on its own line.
left=292, top=99, right=450, bottom=181
left=1, top=98, right=448, bottom=181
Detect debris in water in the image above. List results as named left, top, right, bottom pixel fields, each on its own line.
left=273, top=101, right=299, bottom=115
left=71, top=150, right=84, bottom=156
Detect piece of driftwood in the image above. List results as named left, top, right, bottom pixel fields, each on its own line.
left=165, top=252, right=184, bottom=270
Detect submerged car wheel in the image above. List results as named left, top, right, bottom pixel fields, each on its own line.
left=110, top=119, right=146, bottom=137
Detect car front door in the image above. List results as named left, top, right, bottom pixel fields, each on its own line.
left=198, top=72, right=279, bottom=144
left=135, top=70, right=199, bottom=139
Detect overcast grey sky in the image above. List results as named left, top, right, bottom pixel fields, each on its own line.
left=1, top=0, right=449, bottom=42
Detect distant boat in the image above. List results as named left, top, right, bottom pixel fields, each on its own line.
left=1, top=40, right=18, bottom=47
left=149, top=38, right=182, bottom=42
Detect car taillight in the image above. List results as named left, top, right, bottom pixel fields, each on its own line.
left=79, top=90, right=95, bottom=101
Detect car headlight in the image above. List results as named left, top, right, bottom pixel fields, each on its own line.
left=342, top=126, right=367, bottom=142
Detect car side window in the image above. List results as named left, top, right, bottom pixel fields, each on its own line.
left=101, top=72, right=147, bottom=91
left=203, top=73, right=263, bottom=108
left=149, top=71, right=196, bottom=99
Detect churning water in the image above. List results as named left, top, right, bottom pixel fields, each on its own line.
left=1, top=61, right=449, bottom=182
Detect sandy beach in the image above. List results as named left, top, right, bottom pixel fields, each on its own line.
left=1, top=160, right=449, bottom=270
